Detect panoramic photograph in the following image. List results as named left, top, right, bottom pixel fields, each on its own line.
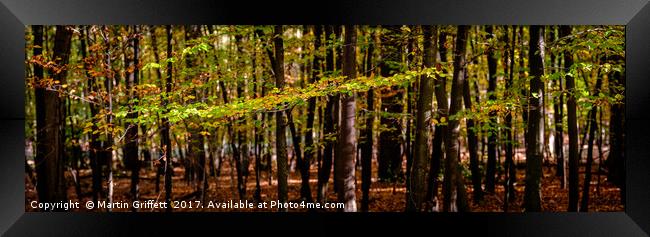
left=24, top=25, right=625, bottom=212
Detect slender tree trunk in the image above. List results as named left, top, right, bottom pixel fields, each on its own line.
left=301, top=25, right=323, bottom=203
left=361, top=28, right=376, bottom=212
left=410, top=26, right=436, bottom=212
left=523, top=26, right=545, bottom=212
left=443, top=25, right=469, bottom=212
left=335, top=25, right=358, bottom=212
left=252, top=32, right=263, bottom=202
left=485, top=26, right=498, bottom=193
left=426, top=29, right=449, bottom=210
left=273, top=25, right=289, bottom=212
left=317, top=25, right=335, bottom=204
left=463, top=66, right=483, bottom=202
left=580, top=70, right=602, bottom=212
left=503, top=26, right=517, bottom=210
left=102, top=26, right=116, bottom=212
left=163, top=25, right=174, bottom=212
left=562, top=26, right=580, bottom=212
left=404, top=26, right=416, bottom=208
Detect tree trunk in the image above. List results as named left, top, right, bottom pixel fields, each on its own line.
left=410, top=26, right=436, bottom=212
left=426, top=29, right=449, bottom=210
left=361, top=28, right=376, bottom=212
left=101, top=26, right=116, bottom=212
left=273, top=25, right=289, bottom=212
left=302, top=25, right=323, bottom=203
left=562, top=26, right=580, bottom=212
left=580, top=70, right=602, bottom=212
left=523, top=25, right=544, bottom=212
left=463, top=66, right=483, bottom=202
left=34, top=25, right=72, bottom=208
left=503, top=25, right=517, bottom=210
left=443, top=25, right=469, bottom=212
left=485, top=26, right=498, bottom=193
left=317, top=25, right=335, bottom=204
left=335, top=25, right=358, bottom=212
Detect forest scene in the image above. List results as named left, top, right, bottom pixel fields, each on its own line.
left=24, top=25, right=625, bottom=212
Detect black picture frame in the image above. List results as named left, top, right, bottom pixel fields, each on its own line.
left=0, top=0, right=648, bottom=236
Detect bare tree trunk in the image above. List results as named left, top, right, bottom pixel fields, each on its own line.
left=102, top=26, right=115, bottom=212
left=426, top=29, right=449, bottom=211
left=317, top=25, right=335, bottom=204
left=163, top=25, right=174, bottom=212
left=523, top=25, right=545, bottom=212
left=562, top=26, right=580, bottom=212
left=443, top=25, right=469, bottom=212
left=410, top=26, right=436, bottom=212
left=463, top=66, right=483, bottom=202
left=361, top=28, right=376, bottom=212
left=503, top=25, right=517, bottom=211
left=34, top=25, right=72, bottom=208
left=334, top=25, right=358, bottom=212
left=580, top=70, right=602, bottom=212
left=273, top=25, right=289, bottom=212
left=485, top=26, right=498, bottom=193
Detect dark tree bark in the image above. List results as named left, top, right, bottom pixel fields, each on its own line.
left=35, top=25, right=72, bottom=208
left=561, top=26, right=580, bottom=212
left=443, top=25, right=469, bottom=212
left=523, top=25, right=545, bottom=212
left=163, top=25, right=174, bottom=212
left=410, top=26, right=436, bottom=212
left=404, top=26, right=416, bottom=208
left=426, top=29, right=449, bottom=210
left=503, top=25, right=517, bottom=210
left=273, top=25, right=289, bottom=212
left=485, top=26, right=498, bottom=193
left=335, top=25, right=358, bottom=212
left=317, top=25, right=335, bottom=204
left=580, top=69, right=602, bottom=212
left=32, top=27, right=44, bottom=197
left=361, top=28, right=376, bottom=212
left=463, top=65, right=483, bottom=202
left=301, top=25, right=323, bottom=203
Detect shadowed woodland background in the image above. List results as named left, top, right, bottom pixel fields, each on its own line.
left=24, top=25, right=625, bottom=212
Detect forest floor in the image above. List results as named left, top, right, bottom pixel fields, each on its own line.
left=25, top=156, right=623, bottom=212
